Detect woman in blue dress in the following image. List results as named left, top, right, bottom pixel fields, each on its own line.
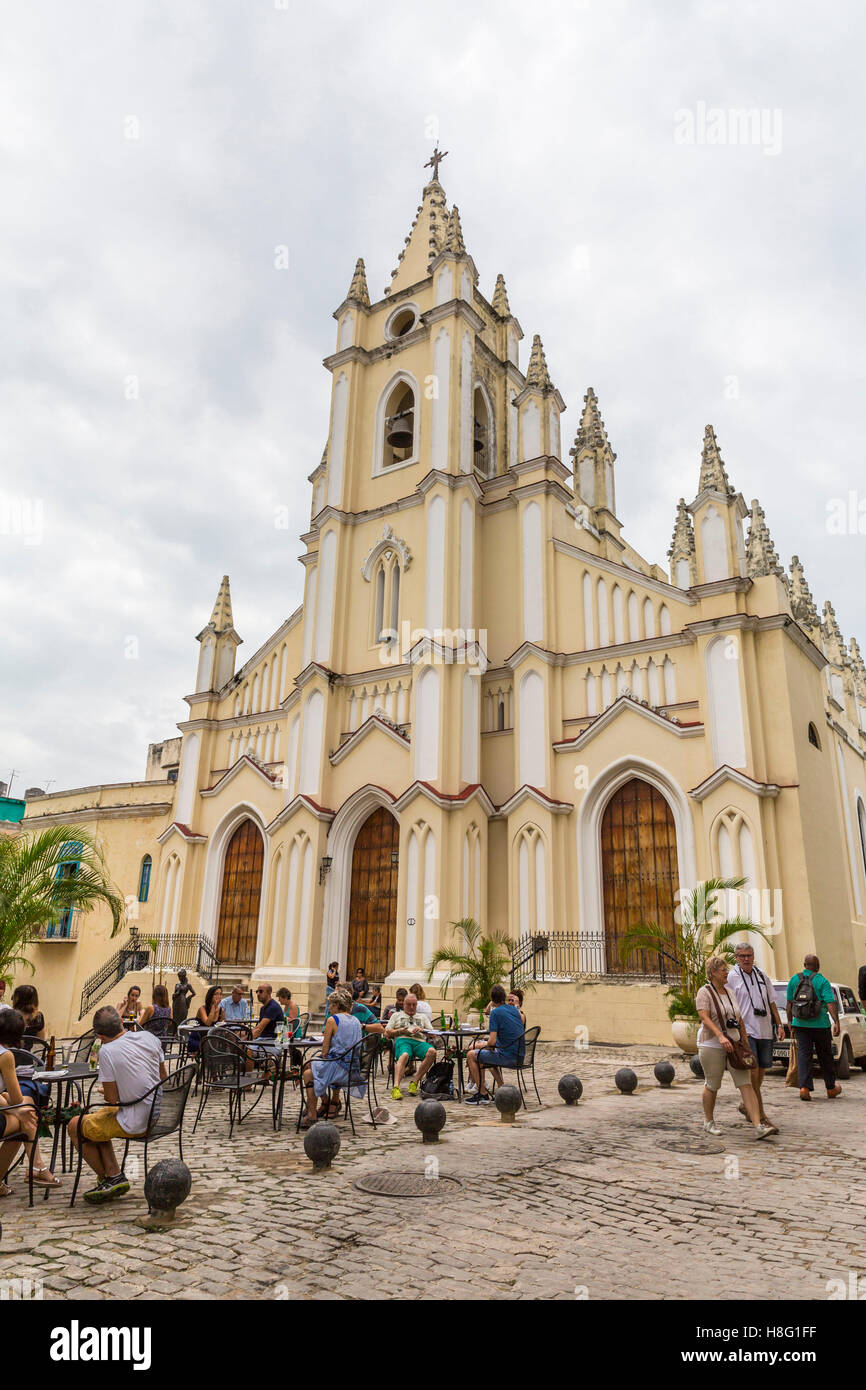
left=299, top=988, right=362, bottom=1128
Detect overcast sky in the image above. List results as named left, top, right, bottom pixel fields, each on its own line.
left=2, top=0, right=864, bottom=798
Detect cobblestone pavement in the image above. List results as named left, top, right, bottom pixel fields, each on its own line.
left=2, top=1043, right=865, bottom=1301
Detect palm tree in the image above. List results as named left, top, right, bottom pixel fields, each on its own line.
left=425, top=917, right=518, bottom=1016
left=617, top=876, right=774, bottom=1021
left=0, top=826, right=125, bottom=984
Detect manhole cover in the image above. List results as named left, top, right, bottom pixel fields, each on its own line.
left=661, top=1135, right=725, bottom=1155
left=354, top=1171, right=463, bottom=1198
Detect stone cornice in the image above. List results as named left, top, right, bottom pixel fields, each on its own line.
left=494, top=785, right=574, bottom=818
left=24, top=801, right=173, bottom=826
left=552, top=537, right=696, bottom=605
left=553, top=694, right=704, bottom=752
left=422, top=297, right=486, bottom=334
left=266, top=795, right=336, bottom=835
left=690, top=576, right=752, bottom=599
left=504, top=629, right=695, bottom=673
left=510, top=455, right=572, bottom=486
left=689, top=766, right=787, bottom=802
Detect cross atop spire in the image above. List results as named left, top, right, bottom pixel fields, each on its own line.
left=424, top=145, right=448, bottom=182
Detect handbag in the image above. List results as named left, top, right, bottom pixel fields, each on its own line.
left=785, top=1033, right=799, bottom=1087
left=707, top=984, right=756, bottom=1070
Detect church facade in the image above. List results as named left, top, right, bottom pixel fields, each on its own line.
left=23, top=165, right=866, bottom=1037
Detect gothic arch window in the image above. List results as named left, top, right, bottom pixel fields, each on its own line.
left=138, top=855, right=152, bottom=904
left=601, top=778, right=678, bottom=974
left=513, top=825, right=547, bottom=938
left=472, top=383, right=494, bottom=477
left=808, top=722, right=821, bottom=749
left=369, top=549, right=401, bottom=645
left=376, top=373, right=419, bottom=472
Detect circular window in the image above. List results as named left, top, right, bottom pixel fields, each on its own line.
left=385, top=306, right=418, bottom=341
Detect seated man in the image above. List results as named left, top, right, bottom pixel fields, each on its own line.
left=351, top=996, right=385, bottom=1036
left=252, top=983, right=283, bottom=1039
left=387, top=993, right=436, bottom=1100
left=222, top=984, right=251, bottom=1024
left=381, top=987, right=408, bottom=1023
left=465, top=985, right=524, bottom=1106
left=68, top=1006, right=166, bottom=1203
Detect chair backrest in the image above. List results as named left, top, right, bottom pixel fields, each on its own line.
left=359, top=1033, right=379, bottom=1080
left=516, top=1025, right=540, bottom=1067
left=297, top=1012, right=311, bottom=1038
left=143, top=1014, right=175, bottom=1040
left=68, top=1031, right=97, bottom=1063
left=200, top=1031, right=244, bottom=1083
left=143, top=1064, right=197, bottom=1141
left=11, top=1048, right=41, bottom=1068
left=21, top=1036, right=48, bottom=1059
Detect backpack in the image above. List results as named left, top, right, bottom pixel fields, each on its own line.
left=791, top=972, right=823, bottom=1021
left=420, top=1059, right=454, bottom=1098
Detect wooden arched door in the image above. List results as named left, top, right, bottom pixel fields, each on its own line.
left=345, top=806, right=399, bottom=983
left=216, top=819, right=264, bottom=965
left=601, top=778, right=678, bottom=975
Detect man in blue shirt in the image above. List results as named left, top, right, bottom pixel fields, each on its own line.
left=786, top=954, right=841, bottom=1100
left=465, top=985, right=524, bottom=1105
left=252, top=983, right=283, bottom=1039
left=222, top=984, right=251, bottom=1023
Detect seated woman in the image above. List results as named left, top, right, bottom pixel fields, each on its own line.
left=140, top=984, right=173, bottom=1037
left=0, top=1008, right=52, bottom=1195
left=365, top=985, right=382, bottom=1019
left=188, top=985, right=223, bottom=1055
left=299, top=989, right=363, bottom=1128
left=116, top=985, right=143, bottom=1028
left=12, top=985, right=46, bottom=1040
left=276, top=988, right=301, bottom=1037
left=409, top=983, right=434, bottom=1022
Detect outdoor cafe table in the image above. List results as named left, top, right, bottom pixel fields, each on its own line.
left=249, top=1035, right=321, bottom=1131
left=31, top=1062, right=96, bottom=1200
left=425, top=1028, right=487, bottom=1099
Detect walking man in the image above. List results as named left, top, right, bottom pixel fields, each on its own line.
left=786, top=954, right=841, bottom=1100
left=727, top=942, right=784, bottom=1131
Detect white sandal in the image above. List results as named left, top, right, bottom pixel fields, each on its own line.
left=32, top=1167, right=62, bottom=1187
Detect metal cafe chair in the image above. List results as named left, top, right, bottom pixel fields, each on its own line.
left=21, top=1036, right=48, bottom=1062
left=192, top=1032, right=268, bottom=1139
left=69, top=1063, right=197, bottom=1206
left=296, top=1033, right=380, bottom=1138
left=5, top=1049, right=46, bottom=1206
left=489, top=1026, right=542, bottom=1107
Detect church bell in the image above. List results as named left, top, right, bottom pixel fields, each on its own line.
left=386, top=410, right=414, bottom=450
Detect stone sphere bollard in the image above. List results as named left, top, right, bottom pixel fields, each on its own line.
left=689, top=1056, right=705, bottom=1080
left=558, top=1074, right=583, bottom=1105
left=654, top=1060, right=676, bottom=1088
left=303, top=1121, right=341, bottom=1171
left=494, top=1085, right=522, bottom=1123
left=615, top=1067, right=638, bottom=1094
left=140, top=1158, right=192, bottom=1228
left=414, top=1099, right=447, bottom=1143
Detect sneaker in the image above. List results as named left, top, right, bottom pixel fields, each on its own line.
left=391, top=1086, right=403, bottom=1101
left=826, top=1085, right=842, bottom=1099
left=83, top=1179, right=115, bottom=1205
left=759, top=1117, right=779, bottom=1134
left=464, top=1080, right=478, bottom=1095
left=464, top=1092, right=485, bottom=1105
left=408, top=1081, right=418, bottom=1096
left=103, top=1173, right=131, bottom=1199
left=755, top=1123, right=775, bottom=1141
left=476, top=1092, right=491, bottom=1105
left=702, top=1119, right=722, bottom=1136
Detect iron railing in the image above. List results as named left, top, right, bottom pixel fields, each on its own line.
left=31, top=910, right=82, bottom=942
left=79, top=931, right=221, bottom=1019
left=510, top=931, right=681, bottom=988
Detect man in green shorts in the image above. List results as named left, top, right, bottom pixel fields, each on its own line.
left=386, top=993, right=437, bottom=1099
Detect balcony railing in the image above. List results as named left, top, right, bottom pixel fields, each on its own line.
left=510, top=931, right=680, bottom=988
left=79, top=931, right=221, bottom=1019
left=31, top=910, right=81, bottom=942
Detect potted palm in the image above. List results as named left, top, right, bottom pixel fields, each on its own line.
left=617, top=877, right=773, bottom=1054
left=426, top=917, right=518, bottom=1025
left=0, top=825, right=124, bottom=982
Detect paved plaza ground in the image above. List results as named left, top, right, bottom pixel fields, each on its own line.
left=2, top=1042, right=865, bottom=1302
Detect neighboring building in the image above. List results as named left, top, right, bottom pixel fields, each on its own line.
left=20, top=163, right=866, bottom=1039
left=0, top=786, right=26, bottom=836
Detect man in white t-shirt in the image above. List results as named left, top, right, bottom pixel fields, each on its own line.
left=727, top=942, right=785, bottom=1129
left=68, top=1005, right=166, bottom=1205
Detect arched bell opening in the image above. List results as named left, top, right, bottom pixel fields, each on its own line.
left=383, top=382, right=416, bottom=467
left=472, top=384, right=493, bottom=477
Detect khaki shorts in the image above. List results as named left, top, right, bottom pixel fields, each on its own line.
left=80, top=1106, right=143, bottom=1143
left=698, top=1044, right=753, bottom=1092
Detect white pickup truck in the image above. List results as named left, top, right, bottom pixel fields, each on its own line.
left=771, top=980, right=866, bottom=1078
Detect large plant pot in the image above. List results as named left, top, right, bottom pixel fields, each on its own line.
left=671, top=1017, right=699, bottom=1055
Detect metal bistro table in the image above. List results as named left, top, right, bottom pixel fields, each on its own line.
left=427, top=1028, right=487, bottom=1100
left=250, top=1035, right=322, bottom=1131
left=32, top=1062, right=97, bottom=1200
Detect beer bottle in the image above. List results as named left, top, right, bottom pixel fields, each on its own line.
left=46, top=1035, right=56, bottom=1071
